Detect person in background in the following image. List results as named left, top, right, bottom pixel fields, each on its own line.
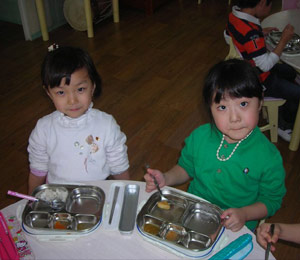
left=144, top=59, right=286, bottom=232
left=28, top=45, right=129, bottom=195
left=226, top=0, right=300, bottom=142
left=256, top=222, right=300, bottom=251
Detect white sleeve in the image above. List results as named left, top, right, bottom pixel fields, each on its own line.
left=27, top=119, right=49, bottom=176
left=253, top=52, right=279, bottom=72
left=105, top=117, right=129, bottom=175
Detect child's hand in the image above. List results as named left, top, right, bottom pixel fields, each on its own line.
left=281, top=24, right=294, bottom=43
left=144, top=168, right=166, bottom=193
left=221, top=208, right=247, bottom=232
left=256, top=223, right=280, bottom=251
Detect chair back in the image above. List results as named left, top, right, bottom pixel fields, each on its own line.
left=225, top=36, right=242, bottom=60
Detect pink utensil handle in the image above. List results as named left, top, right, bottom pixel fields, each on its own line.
left=7, top=190, right=37, bottom=202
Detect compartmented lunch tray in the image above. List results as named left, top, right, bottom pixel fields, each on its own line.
left=136, top=189, right=225, bottom=258
left=22, top=184, right=105, bottom=235
left=266, top=31, right=300, bottom=55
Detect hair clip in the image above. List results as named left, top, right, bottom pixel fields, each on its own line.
left=48, top=43, right=59, bottom=52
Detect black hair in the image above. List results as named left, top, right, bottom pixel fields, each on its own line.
left=203, top=59, right=263, bottom=121
left=237, top=0, right=272, bottom=8
left=41, top=46, right=102, bottom=97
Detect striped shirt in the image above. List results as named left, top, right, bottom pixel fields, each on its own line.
left=226, top=6, right=271, bottom=82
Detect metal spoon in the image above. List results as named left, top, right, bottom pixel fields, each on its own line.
left=145, top=164, right=168, bottom=201
left=151, top=175, right=169, bottom=202
left=7, top=190, right=64, bottom=210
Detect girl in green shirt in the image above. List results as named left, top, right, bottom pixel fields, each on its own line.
left=144, top=59, right=286, bottom=231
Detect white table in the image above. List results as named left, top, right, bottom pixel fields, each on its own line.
left=262, top=9, right=300, bottom=71
left=0, top=180, right=274, bottom=259
left=262, top=9, right=300, bottom=151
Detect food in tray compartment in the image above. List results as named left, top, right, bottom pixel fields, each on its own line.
left=74, top=214, right=98, bottom=231
left=54, top=220, right=69, bottom=229
left=157, top=200, right=170, bottom=210
left=144, top=223, right=161, bottom=235
left=53, top=213, right=72, bottom=230
left=165, top=230, right=179, bottom=241
left=163, top=224, right=185, bottom=242
left=77, top=223, right=95, bottom=230
left=36, top=188, right=68, bottom=203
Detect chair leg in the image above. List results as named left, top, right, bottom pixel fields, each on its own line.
left=266, top=105, right=279, bottom=143
left=260, top=99, right=286, bottom=143
left=262, top=106, right=267, bottom=120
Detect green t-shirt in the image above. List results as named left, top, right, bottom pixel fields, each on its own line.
left=178, top=124, right=286, bottom=230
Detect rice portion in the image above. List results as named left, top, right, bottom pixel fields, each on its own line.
left=36, top=188, right=68, bottom=202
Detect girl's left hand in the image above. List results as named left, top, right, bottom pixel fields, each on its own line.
left=221, top=208, right=246, bottom=232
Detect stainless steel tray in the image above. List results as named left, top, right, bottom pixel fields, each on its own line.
left=22, top=184, right=105, bottom=236
left=267, top=31, right=300, bottom=55
left=136, top=188, right=224, bottom=257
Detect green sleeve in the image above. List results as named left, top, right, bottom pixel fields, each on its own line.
left=257, top=150, right=286, bottom=217
left=178, top=131, right=196, bottom=178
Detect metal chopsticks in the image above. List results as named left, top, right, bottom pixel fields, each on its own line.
left=108, top=186, right=120, bottom=225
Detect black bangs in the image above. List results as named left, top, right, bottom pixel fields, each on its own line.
left=42, top=48, right=83, bottom=88
left=213, top=79, right=262, bottom=104
left=41, top=46, right=102, bottom=97
left=44, top=68, right=73, bottom=89
left=203, top=59, right=263, bottom=108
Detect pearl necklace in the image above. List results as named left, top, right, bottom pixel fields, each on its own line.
left=216, top=130, right=253, bottom=162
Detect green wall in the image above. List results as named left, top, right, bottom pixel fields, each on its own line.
left=0, top=0, right=66, bottom=40
left=0, top=0, right=22, bottom=24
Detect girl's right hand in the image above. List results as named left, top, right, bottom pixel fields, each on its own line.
left=144, top=168, right=166, bottom=193
left=256, top=223, right=280, bottom=251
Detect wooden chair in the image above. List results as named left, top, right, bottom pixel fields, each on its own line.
left=260, top=98, right=286, bottom=142
left=224, top=36, right=286, bottom=142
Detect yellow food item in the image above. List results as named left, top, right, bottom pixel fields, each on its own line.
left=157, top=200, right=170, bottom=210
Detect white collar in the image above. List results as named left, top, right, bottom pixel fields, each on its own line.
left=57, top=102, right=93, bottom=128
left=232, top=6, right=261, bottom=26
